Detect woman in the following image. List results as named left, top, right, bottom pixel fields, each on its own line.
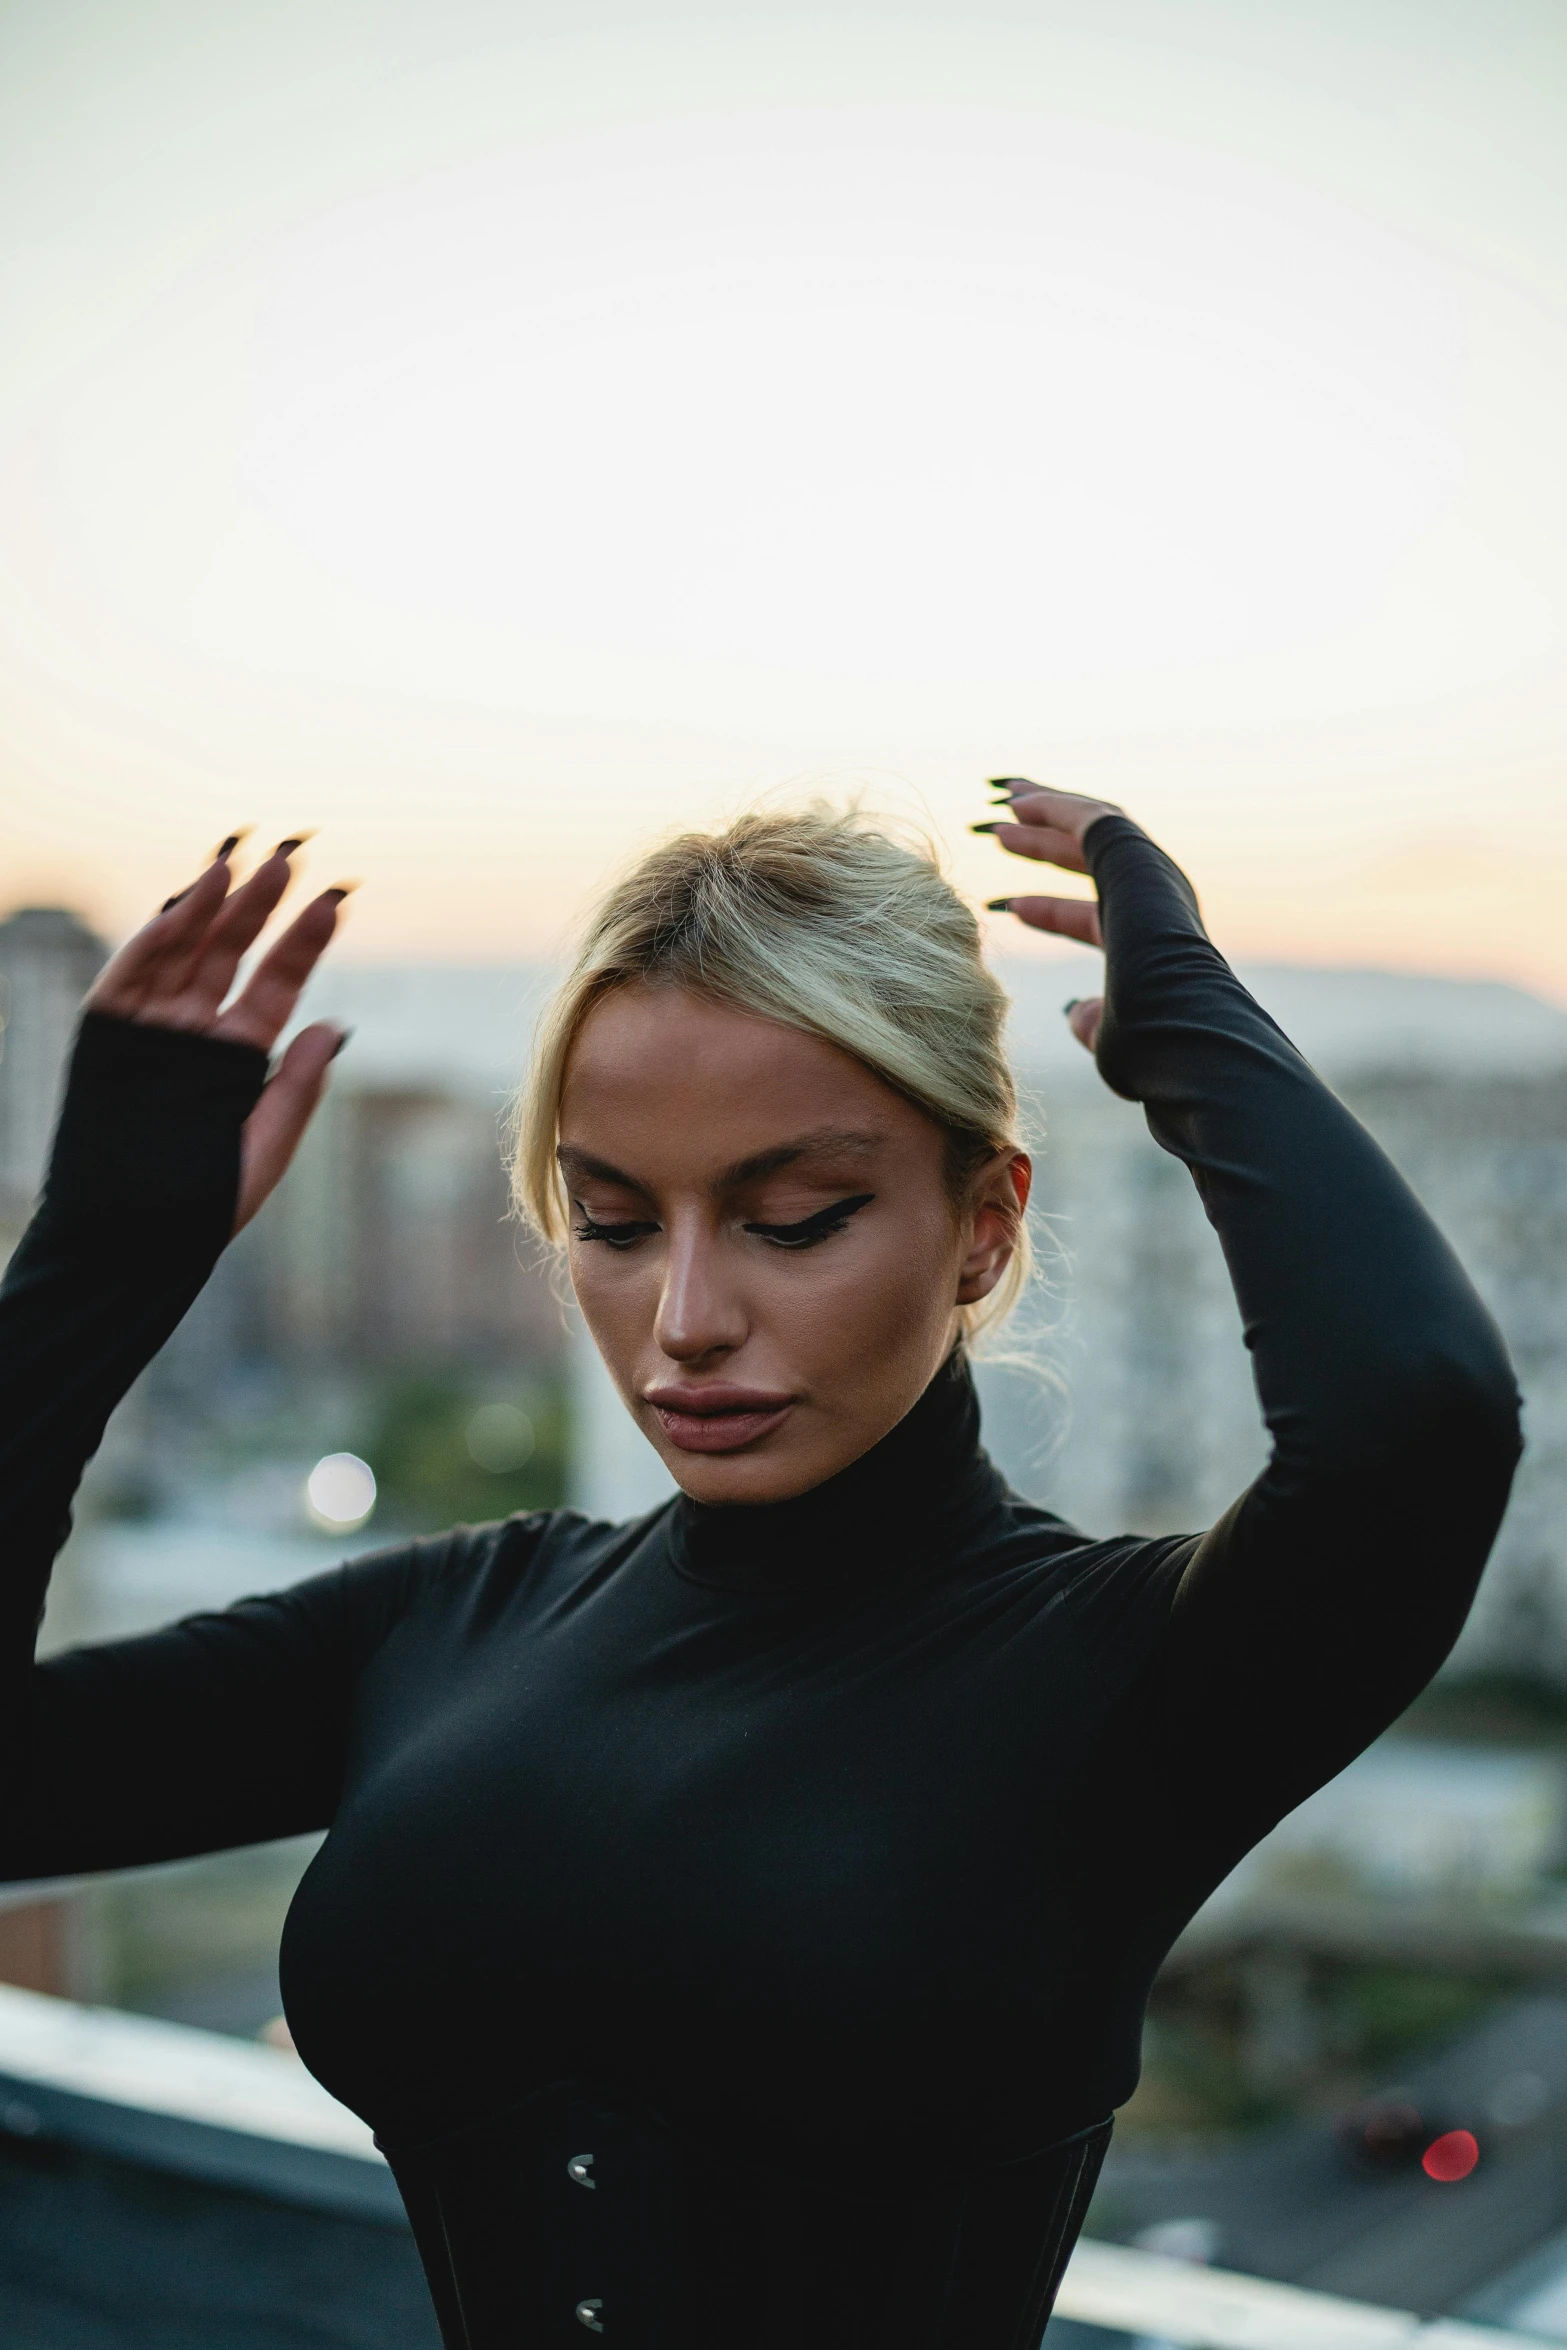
left=0, top=788, right=1520, bottom=2349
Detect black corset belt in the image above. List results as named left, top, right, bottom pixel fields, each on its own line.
left=379, top=2084, right=1111, bottom=2350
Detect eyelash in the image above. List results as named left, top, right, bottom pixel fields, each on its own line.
left=572, top=1217, right=658, bottom=1252
left=571, top=1195, right=875, bottom=1254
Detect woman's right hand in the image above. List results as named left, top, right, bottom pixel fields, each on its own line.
left=85, top=836, right=351, bottom=1233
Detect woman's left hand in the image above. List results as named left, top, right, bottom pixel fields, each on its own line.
left=977, top=782, right=1121, bottom=1052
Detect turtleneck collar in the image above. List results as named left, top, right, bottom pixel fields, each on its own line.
left=667, top=1348, right=1009, bottom=1598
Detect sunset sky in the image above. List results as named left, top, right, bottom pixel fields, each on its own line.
left=2, top=0, right=1565, bottom=992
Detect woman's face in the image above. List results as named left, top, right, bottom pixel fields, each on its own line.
left=558, top=982, right=1029, bottom=1504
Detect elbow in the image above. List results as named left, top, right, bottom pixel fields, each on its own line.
left=1476, top=1362, right=1525, bottom=1473
left=1275, top=1329, right=1523, bottom=1502
left=1366, top=1333, right=1523, bottom=1495
left=1255, top=1332, right=1523, bottom=1632
left=1432, top=1330, right=1522, bottom=1462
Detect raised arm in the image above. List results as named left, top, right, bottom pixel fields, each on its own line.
left=0, top=839, right=376, bottom=1872
left=985, top=788, right=1522, bottom=1822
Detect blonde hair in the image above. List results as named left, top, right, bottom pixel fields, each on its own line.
left=511, top=803, right=1030, bottom=1346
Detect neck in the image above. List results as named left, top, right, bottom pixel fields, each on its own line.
left=670, top=1349, right=1006, bottom=1596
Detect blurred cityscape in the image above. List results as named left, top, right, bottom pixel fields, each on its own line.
left=5, top=899, right=1567, bottom=2339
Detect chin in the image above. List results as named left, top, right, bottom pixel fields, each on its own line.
left=656, top=1439, right=836, bottom=1509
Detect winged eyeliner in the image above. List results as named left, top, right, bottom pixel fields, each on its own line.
left=744, top=1192, right=876, bottom=1243
left=573, top=1193, right=876, bottom=1247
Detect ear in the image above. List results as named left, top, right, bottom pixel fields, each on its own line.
left=955, top=1151, right=1032, bottom=1305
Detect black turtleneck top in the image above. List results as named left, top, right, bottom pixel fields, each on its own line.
left=0, top=818, right=1522, bottom=2199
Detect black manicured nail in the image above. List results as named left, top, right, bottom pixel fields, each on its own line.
left=330, top=1029, right=353, bottom=1059
left=970, top=821, right=1005, bottom=835
left=214, top=834, right=242, bottom=861
left=988, top=776, right=1034, bottom=791
left=160, top=889, right=190, bottom=912
left=274, top=837, right=306, bottom=858
left=985, top=897, right=1015, bottom=912
left=1063, top=998, right=1081, bottom=1015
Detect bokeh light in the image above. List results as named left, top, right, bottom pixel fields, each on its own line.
left=305, top=1452, right=378, bottom=1531
left=464, top=1402, right=536, bottom=1474
left=1422, top=2130, right=1480, bottom=2183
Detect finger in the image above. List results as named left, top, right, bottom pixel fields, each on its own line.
left=1066, top=996, right=1104, bottom=1053
left=98, top=839, right=299, bottom=1029
left=87, top=856, right=237, bottom=1020
left=986, top=894, right=1102, bottom=948
left=234, top=1023, right=346, bottom=1232
left=214, top=887, right=353, bottom=1052
left=179, top=847, right=305, bottom=1021
left=990, top=781, right=1121, bottom=826
left=983, top=782, right=1123, bottom=859
left=971, top=820, right=1090, bottom=875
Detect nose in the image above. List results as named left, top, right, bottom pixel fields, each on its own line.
left=654, top=1222, right=747, bottom=1363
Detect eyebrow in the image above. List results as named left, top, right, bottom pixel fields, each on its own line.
left=716, top=1128, right=884, bottom=1189
left=555, top=1145, right=654, bottom=1199
left=555, top=1127, right=885, bottom=1201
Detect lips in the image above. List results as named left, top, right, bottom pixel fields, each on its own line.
left=642, top=1387, right=796, bottom=1455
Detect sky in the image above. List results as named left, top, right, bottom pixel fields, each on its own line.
left=1, top=0, right=1565, bottom=991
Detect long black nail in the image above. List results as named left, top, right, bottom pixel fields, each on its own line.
left=1063, top=998, right=1081, bottom=1015
left=970, top=821, right=1005, bottom=835
left=330, top=1029, right=353, bottom=1060
left=323, top=886, right=353, bottom=904
left=274, top=837, right=306, bottom=858
left=214, top=834, right=242, bottom=861
left=987, top=776, right=1035, bottom=791
left=985, top=897, right=1015, bottom=912
left=160, top=889, right=190, bottom=912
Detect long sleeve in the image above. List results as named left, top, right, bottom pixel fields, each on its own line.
left=0, top=1013, right=422, bottom=1877
left=1078, top=815, right=1523, bottom=1842
left=0, top=1013, right=267, bottom=1654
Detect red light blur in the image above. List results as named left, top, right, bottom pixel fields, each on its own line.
left=1422, top=2130, right=1480, bottom=2182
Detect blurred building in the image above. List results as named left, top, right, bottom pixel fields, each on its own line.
left=1349, top=1064, right=1567, bottom=1681
left=0, top=906, right=107, bottom=1248
left=977, top=957, right=1567, bottom=1688
left=238, top=1081, right=560, bottom=1371
left=0, top=935, right=561, bottom=1393
left=143, top=966, right=567, bottom=1399
left=0, top=911, right=110, bottom=1995
left=232, top=966, right=561, bottom=1376
left=1212, top=1740, right=1567, bottom=1909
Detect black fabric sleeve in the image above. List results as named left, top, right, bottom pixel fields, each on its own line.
left=0, top=1544, right=439, bottom=1880
left=0, top=1013, right=267, bottom=1652
left=1077, top=815, right=1523, bottom=1845
left=0, top=1013, right=424, bottom=1877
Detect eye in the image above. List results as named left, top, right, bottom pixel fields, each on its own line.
left=572, top=1213, right=659, bottom=1252
left=742, top=1193, right=875, bottom=1251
